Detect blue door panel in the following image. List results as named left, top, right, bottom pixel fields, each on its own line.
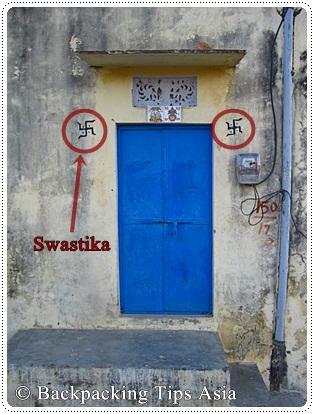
left=119, top=128, right=164, bottom=222
left=120, top=224, right=164, bottom=312
left=118, top=125, right=213, bottom=315
left=166, top=224, right=211, bottom=313
left=168, top=128, right=211, bottom=222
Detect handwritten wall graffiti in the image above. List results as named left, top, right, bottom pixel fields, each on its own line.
left=254, top=199, right=279, bottom=244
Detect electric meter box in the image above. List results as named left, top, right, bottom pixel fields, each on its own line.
left=236, top=153, right=261, bottom=184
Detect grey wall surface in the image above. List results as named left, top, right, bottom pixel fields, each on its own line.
left=7, top=6, right=307, bottom=396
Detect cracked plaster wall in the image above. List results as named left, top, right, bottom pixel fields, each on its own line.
left=7, top=7, right=307, bottom=395
left=283, top=10, right=307, bottom=396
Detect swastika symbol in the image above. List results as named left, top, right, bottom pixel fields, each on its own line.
left=77, top=120, right=96, bottom=139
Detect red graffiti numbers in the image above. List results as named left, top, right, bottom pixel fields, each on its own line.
left=254, top=200, right=279, bottom=244
left=255, top=200, right=279, bottom=215
left=258, top=223, right=271, bottom=235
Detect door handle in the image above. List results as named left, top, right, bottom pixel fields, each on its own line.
left=172, top=222, right=178, bottom=239
left=141, top=220, right=191, bottom=225
left=170, top=221, right=191, bottom=239
left=141, top=220, right=190, bottom=240
left=141, top=220, right=164, bottom=224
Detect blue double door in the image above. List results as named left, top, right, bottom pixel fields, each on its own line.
left=118, top=125, right=213, bottom=315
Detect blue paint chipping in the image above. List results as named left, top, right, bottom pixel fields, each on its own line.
left=118, top=125, right=213, bottom=315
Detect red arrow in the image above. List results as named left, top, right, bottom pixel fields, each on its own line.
left=266, top=237, right=275, bottom=244
left=70, top=155, right=86, bottom=232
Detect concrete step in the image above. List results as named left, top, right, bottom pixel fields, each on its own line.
left=229, top=363, right=306, bottom=407
left=229, top=363, right=272, bottom=407
left=8, top=329, right=230, bottom=407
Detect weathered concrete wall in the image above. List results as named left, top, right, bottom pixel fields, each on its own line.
left=284, top=9, right=307, bottom=396
left=7, top=6, right=307, bottom=397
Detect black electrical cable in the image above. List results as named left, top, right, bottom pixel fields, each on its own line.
left=240, top=186, right=307, bottom=240
left=240, top=185, right=283, bottom=226
left=256, top=8, right=287, bottom=185
left=240, top=9, right=306, bottom=240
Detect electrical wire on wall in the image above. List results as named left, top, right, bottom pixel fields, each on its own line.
left=240, top=9, right=306, bottom=240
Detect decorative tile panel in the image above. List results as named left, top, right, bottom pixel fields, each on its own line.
left=132, top=77, right=197, bottom=107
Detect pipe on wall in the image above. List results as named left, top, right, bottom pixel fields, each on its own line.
left=275, top=7, right=294, bottom=343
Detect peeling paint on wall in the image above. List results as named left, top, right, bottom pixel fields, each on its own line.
left=7, top=249, right=24, bottom=298
left=7, top=6, right=307, bottom=397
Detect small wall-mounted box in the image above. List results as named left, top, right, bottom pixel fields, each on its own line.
left=236, top=153, right=261, bottom=184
